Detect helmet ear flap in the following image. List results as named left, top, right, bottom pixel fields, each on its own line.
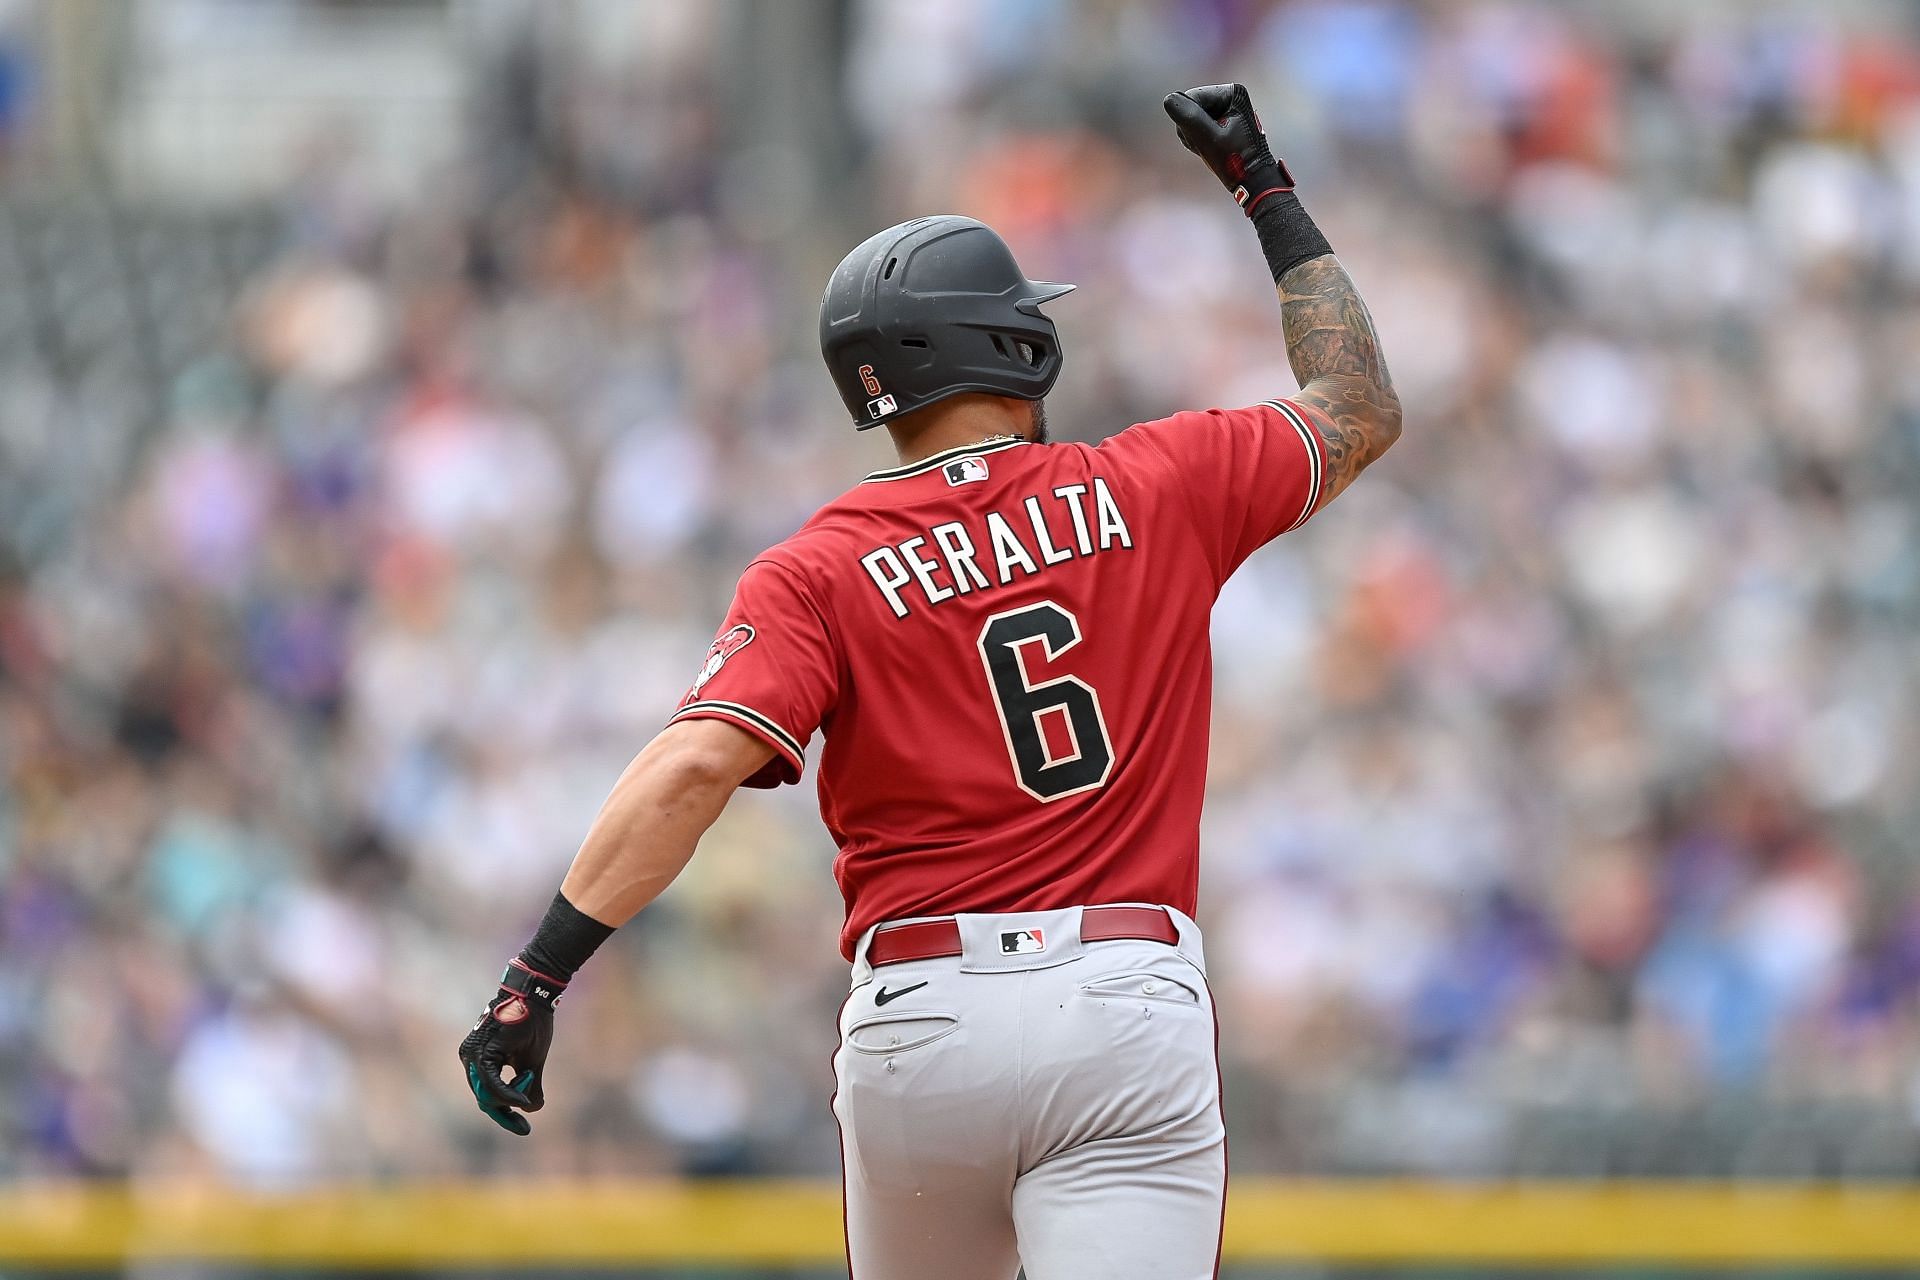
left=987, top=333, right=1047, bottom=369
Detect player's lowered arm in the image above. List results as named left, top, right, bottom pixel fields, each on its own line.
left=560, top=717, right=775, bottom=924
left=1164, top=83, right=1402, bottom=509
left=456, top=718, right=773, bottom=1135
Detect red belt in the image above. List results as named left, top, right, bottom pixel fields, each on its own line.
left=868, top=905, right=1178, bottom=967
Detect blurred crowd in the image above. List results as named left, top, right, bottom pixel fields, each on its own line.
left=5, top=0, right=1920, bottom=1184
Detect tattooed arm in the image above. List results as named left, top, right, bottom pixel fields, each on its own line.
left=1279, top=254, right=1402, bottom=509
left=1162, top=84, right=1401, bottom=510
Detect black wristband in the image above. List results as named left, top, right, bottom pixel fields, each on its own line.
left=1251, top=191, right=1333, bottom=284
left=518, top=890, right=615, bottom=984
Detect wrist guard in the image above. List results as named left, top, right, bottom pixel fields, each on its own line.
left=518, top=890, right=615, bottom=984
left=1251, top=192, right=1334, bottom=284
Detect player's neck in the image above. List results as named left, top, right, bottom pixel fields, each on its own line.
left=886, top=394, right=1032, bottom=467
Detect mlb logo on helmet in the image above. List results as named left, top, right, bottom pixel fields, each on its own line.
left=944, top=456, right=989, bottom=486
left=1000, top=929, right=1045, bottom=954
left=867, top=394, right=897, bottom=419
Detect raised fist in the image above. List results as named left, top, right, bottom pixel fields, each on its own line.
left=1163, top=83, right=1295, bottom=215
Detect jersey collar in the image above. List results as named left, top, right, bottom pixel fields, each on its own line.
left=862, top=437, right=1030, bottom=484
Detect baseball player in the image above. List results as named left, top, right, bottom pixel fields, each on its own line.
left=461, top=84, right=1400, bottom=1278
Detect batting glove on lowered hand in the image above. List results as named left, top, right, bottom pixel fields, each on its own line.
left=458, top=958, right=564, bottom=1135
left=1163, top=83, right=1296, bottom=215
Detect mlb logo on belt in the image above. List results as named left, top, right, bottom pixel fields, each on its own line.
left=944, top=456, right=990, bottom=486
left=867, top=394, right=897, bottom=419
left=1000, top=928, right=1045, bottom=954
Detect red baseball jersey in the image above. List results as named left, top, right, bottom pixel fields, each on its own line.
left=673, top=400, right=1327, bottom=959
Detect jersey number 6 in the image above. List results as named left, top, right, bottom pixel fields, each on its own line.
left=976, top=602, right=1114, bottom=801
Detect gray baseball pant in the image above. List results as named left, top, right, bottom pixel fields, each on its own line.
left=832, top=905, right=1225, bottom=1279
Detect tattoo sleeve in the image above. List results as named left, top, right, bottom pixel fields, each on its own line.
left=1277, top=254, right=1401, bottom=508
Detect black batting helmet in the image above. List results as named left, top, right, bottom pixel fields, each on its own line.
left=819, top=215, right=1074, bottom=430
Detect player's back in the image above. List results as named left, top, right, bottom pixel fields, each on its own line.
left=672, top=401, right=1326, bottom=957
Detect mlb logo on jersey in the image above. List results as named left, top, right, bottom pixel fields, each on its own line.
left=867, top=394, right=898, bottom=419
left=1000, top=928, right=1045, bottom=954
left=944, top=456, right=990, bottom=486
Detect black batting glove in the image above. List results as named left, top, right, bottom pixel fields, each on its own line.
left=1163, top=83, right=1296, bottom=215
left=458, top=958, right=564, bottom=1136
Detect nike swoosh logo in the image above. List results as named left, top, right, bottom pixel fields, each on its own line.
left=874, top=982, right=928, bottom=1006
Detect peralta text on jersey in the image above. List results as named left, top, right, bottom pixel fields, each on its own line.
left=856, top=476, right=1134, bottom=618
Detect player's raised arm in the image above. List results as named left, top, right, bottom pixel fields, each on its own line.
left=1164, top=83, right=1401, bottom=509
left=1274, top=250, right=1401, bottom=510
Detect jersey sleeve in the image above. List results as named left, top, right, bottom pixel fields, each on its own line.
left=1100, top=398, right=1327, bottom=585
left=668, top=559, right=839, bottom=788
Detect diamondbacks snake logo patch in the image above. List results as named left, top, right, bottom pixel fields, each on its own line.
left=688, top=624, right=755, bottom=700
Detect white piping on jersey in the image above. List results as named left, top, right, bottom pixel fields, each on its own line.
left=1262, top=399, right=1323, bottom=532
left=862, top=438, right=1030, bottom=483
left=671, top=699, right=805, bottom=766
